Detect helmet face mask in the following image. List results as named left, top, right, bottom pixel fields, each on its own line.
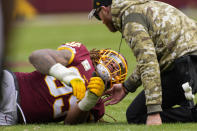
left=96, top=49, right=128, bottom=89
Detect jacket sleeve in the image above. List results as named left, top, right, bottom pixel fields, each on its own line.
left=123, top=66, right=142, bottom=93
left=123, top=21, right=162, bottom=114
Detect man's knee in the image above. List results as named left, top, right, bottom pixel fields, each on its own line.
left=126, top=107, right=134, bottom=123
left=126, top=106, right=147, bottom=124
left=126, top=106, right=138, bottom=124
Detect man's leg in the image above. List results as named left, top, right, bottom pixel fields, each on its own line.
left=0, top=70, right=18, bottom=125
left=126, top=65, right=183, bottom=124
left=126, top=55, right=195, bottom=124
left=126, top=90, right=194, bottom=124
left=126, top=90, right=147, bottom=124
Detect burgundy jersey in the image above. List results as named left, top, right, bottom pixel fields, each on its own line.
left=15, top=42, right=104, bottom=123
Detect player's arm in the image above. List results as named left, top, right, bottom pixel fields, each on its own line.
left=64, top=103, right=90, bottom=124
left=29, top=49, right=72, bottom=75
left=65, top=77, right=105, bottom=124
left=123, top=21, right=162, bottom=125
left=29, top=48, right=86, bottom=100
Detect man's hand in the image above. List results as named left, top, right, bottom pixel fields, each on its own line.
left=146, top=113, right=162, bottom=125
left=103, top=83, right=127, bottom=106
left=70, top=78, right=86, bottom=100
left=87, top=77, right=105, bottom=97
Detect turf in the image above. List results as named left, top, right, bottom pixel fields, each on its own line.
left=3, top=13, right=197, bottom=131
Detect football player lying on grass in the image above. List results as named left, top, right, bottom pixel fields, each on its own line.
left=0, top=42, right=127, bottom=125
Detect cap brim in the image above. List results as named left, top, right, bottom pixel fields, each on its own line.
left=88, top=9, right=96, bottom=19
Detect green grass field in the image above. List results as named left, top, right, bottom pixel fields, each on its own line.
left=1, top=13, right=197, bottom=131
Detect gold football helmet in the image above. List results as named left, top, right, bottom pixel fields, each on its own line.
left=95, top=49, right=128, bottom=88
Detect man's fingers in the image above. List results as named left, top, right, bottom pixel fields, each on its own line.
left=104, top=97, right=120, bottom=106
left=87, top=77, right=105, bottom=97
left=104, top=99, right=118, bottom=106
left=103, top=96, right=119, bottom=106
left=78, top=83, right=82, bottom=100
left=78, top=82, right=86, bottom=100
left=81, top=85, right=86, bottom=99
left=73, top=86, right=77, bottom=97
left=104, top=101, right=112, bottom=106
left=71, top=80, right=86, bottom=100
left=103, top=95, right=113, bottom=103
left=104, top=87, right=113, bottom=95
left=76, top=82, right=81, bottom=99
left=107, top=100, right=119, bottom=105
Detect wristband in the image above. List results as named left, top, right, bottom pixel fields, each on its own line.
left=49, top=63, right=80, bottom=84
left=78, top=91, right=99, bottom=111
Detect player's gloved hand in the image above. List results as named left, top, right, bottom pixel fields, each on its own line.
left=78, top=77, right=105, bottom=111
left=87, top=77, right=105, bottom=97
left=70, top=78, right=86, bottom=100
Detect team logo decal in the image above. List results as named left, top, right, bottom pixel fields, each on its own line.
left=81, top=59, right=91, bottom=71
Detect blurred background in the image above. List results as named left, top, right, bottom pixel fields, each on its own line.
left=3, top=0, right=197, bottom=125
left=12, top=0, right=197, bottom=19
left=6, top=0, right=197, bottom=70
left=13, top=0, right=197, bottom=16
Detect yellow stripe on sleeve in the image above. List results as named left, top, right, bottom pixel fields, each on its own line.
left=57, top=47, right=75, bottom=65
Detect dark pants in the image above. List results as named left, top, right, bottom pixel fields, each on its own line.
left=126, top=55, right=197, bottom=124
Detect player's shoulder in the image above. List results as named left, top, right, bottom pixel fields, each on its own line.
left=59, top=42, right=86, bottom=48
left=58, top=42, right=88, bottom=52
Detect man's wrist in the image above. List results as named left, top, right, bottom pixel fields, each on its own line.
left=122, top=82, right=129, bottom=94
left=147, top=105, right=162, bottom=115
left=123, top=79, right=138, bottom=93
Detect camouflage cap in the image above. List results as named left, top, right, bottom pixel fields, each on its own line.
left=88, top=0, right=112, bottom=20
